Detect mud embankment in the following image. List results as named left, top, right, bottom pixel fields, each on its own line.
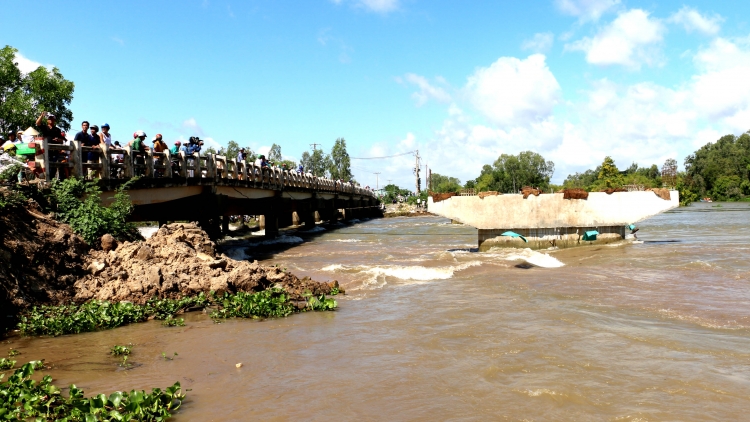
left=0, top=200, right=336, bottom=333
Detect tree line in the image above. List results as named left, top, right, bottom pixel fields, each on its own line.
left=431, top=131, right=750, bottom=205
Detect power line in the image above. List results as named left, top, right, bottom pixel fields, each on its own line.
left=350, top=151, right=415, bottom=160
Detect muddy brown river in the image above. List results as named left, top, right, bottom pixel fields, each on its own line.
left=4, top=202, right=750, bottom=420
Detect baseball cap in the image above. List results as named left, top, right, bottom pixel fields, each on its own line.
left=91, top=125, right=99, bottom=131
left=46, top=113, right=56, bottom=120
left=175, top=141, right=181, bottom=145
left=102, top=123, right=110, bottom=128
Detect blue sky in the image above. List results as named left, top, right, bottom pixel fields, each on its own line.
left=3, top=0, right=749, bottom=188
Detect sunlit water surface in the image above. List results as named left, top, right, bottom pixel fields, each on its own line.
left=5, top=202, right=750, bottom=421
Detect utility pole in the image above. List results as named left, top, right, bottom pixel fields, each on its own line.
left=425, top=163, right=428, bottom=192
left=413, top=150, right=421, bottom=194
left=374, top=172, right=380, bottom=190
left=309, top=143, right=321, bottom=150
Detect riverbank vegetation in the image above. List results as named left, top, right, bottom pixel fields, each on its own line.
left=49, top=178, right=142, bottom=245
left=0, top=362, right=185, bottom=421
left=682, top=133, right=750, bottom=202
left=18, top=289, right=338, bottom=337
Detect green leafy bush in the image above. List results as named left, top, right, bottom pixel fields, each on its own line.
left=0, top=186, right=26, bottom=210
left=0, top=362, right=185, bottom=421
left=50, top=177, right=140, bottom=245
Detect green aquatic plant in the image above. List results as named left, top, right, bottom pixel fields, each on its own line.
left=18, top=300, right=150, bottom=336
left=145, top=293, right=209, bottom=320
left=7, top=349, right=20, bottom=357
left=29, top=360, right=45, bottom=370
left=209, top=289, right=295, bottom=320
left=0, top=358, right=16, bottom=370
left=161, top=317, right=185, bottom=327
left=0, top=362, right=185, bottom=421
left=19, top=288, right=337, bottom=336
left=305, top=294, right=338, bottom=311
left=161, top=352, right=178, bottom=361
left=110, top=345, right=133, bottom=356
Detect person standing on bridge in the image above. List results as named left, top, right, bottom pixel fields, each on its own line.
left=129, top=131, right=148, bottom=176
left=35, top=111, right=66, bottom=178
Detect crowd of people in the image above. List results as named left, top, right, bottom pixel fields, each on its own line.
left=2, top=112, right=371, bottom=191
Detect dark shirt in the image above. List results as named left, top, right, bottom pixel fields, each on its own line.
left=75, top=131, right=98, bottom=161
left=37, top=124, right=64, bottom=144
left=74, top=131, right=98, bottom=146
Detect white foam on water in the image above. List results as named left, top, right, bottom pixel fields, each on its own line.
left=224, top=247, right=252, bottom=261
left=250, top=235, right=304, bottom=246
left=138, top=227, right=159, bottom=239
left=252, top=229, right=266, bottom=236
left=322, top=261, right=483, bottom=284
left=487, top=247, right=565, bottom=268
left=329, top=239, right=361, bottom=243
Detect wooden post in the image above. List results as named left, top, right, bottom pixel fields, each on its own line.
left=164, top=149, right=172, bottom=178
left=71, top=140, right=83, bottom=178
left=125, top=147, right=133, bottom=178
left=179, top=151, right=187, bottom=178
left=101, top=143, right=110, bottom=180
left=37, top=139, right=51, bottom=182
left=145, top=149, right=154, bottom=178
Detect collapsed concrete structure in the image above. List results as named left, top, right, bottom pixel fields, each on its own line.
left=428, top=190, right=679, bottom=251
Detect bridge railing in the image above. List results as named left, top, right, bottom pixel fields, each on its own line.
left=32, top=139, right=375, bottom=197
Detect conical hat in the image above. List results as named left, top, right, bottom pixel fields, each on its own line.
left=23, top=127, right=40, bottom=136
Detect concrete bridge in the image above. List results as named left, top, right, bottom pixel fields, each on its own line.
left=428, top=190, right=679, bottom=250
left=28, top=139, right=382, bottom=236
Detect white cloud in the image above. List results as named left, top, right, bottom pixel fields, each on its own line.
left=464, top=54, right=561, bottom=127
left=182, top=118, right=205, bottom=137
left=566, top=9, right=665, bottom=69
left=332, top=0, right=399, bottom=13
left=521, top=32, right=554, bottom=52
left=13, top=52, right=46, bottom=74
left=401, top=73, right=451, bottom=106
left=690, top=37, right=750, bottom=130
left=555, top=0, right=620, bottom=21
left=668, top=6, right=723, bottom=36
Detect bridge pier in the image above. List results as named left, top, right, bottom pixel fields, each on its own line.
left=292, top=211, right=300, bottom=227
left=260, top=214, right=279, bottom=237
left=221, top=215, right=229, bottom=235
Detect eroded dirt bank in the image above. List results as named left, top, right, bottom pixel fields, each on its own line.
left=0, top=200, right=335, bottom=333
left=75, top=222, right=336, bottom=304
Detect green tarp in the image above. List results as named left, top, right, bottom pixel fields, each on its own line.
left=15, top=143, right=35, bottom=156
left=582, top=230, right=599, bottom=241
left=500, top=231, right=528, bottom=243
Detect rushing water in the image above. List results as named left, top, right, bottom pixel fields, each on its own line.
left=5, top=202, right=750, bottom=420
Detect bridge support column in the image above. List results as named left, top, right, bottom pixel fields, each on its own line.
left=292, top=211, right=300, bottom=227
left=299, top=210, right=316, bottom=230
left=262, top=214, right=279, bottom=237
left=314, top=210, right=321, bottom=223
left=222, top=215, right=229, bottom=234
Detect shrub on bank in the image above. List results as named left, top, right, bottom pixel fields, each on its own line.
left=0, top=362, right=185, bottom=421
left=49, top=177, right=141, bottom=246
